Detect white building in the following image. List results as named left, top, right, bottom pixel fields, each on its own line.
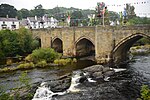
left=0, top=17, right=20, bottom=30
left=21, top=15, right=58, bottom=29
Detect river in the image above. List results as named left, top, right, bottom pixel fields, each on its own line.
left=0, top=55, right=150, bottom=100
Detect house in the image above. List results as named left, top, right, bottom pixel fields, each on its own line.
left=21, top=15, right=58, bottom=29
left=0, top=16, right=20, bottom=30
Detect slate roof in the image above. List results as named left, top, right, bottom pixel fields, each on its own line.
left=0, top=18, right=18, bottom=21
left=20, top=19, right=29, bottom=26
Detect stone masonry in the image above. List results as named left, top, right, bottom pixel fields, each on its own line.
left=31, top=25, right=150, bottom=64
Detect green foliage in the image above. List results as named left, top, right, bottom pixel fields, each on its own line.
left=109, top=11, right=119, bottom=22
left=72, top=58, right=77, bottom=63
left=0, top=93, right=13, bottom=100
left=0, top=28, right=39, bottom=58
left=19, top=71, right=31, bottom=89
left=0, top=67, right=17, bottom=73
left=17, top=62, right=35, bottom=69
left=136, top=38, right=150, bottom=45
left=0, top=4, right=17, bottom=18
left=17, top=8, right=31, bottom=19
left=127, top=17, right=150, bottom=25
left=36, top=60, right=47, bottom=67
left=32, top=4, right=45, bottom=17
left=29, top=48, right=61, bottom=63
left=0, top=85, right=13, bottom=100
left=54, top=58, right=77, bottom=65
left=140, top=85, right=150, bottom=100
left=125, top=4, right=136, bottom=19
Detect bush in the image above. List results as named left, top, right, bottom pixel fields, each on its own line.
left=19, top=71, right=31, bottom=88
left=72, top=58, right=77, bottom=63
left=17, top=62, right=35, bottom=69
left=0, top=93, right=13, bottom=100
left=36, top=60, right=47, bottom=67
left=54, top=58, right=77, bottom=65
left=0, top=67, right=17, bottom=73
left=29, top=48, right=61, bottom=63
left=140, top=85, right=150, bottom=100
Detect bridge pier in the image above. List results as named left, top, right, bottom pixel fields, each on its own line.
left=32, top=25, right=150, bottom=65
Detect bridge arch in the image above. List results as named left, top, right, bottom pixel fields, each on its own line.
left=112, top=33, right=150, bottom=63
left=75, top=37, right=95, bottom=56
left=34, top=36, right=41, bottom=48
left=51, top=37, right=63, bottom=53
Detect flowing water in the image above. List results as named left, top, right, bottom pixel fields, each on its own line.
left=0, top=55, right=150, bottom=100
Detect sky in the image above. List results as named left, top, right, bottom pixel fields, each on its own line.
left=0, top=0, right=150, bottom=17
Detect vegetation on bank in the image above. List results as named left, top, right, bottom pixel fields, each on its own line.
left=137, top=85, right=150, bottom=100
left=0, top=28, right=40, bottom=59
left=54, top=58, right=77, bottom=65
left=0, top=48, right=77, bottom=73
left=130, top=45, right=150, bottom=55
left=25, top=48, right=61, bottom=63
left=0, top=71, right=33, bottom=100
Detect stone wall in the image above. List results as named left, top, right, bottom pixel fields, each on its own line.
left=32, top=25, right=150, bottom=64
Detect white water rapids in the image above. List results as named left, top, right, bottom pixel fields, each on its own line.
left=32, top=68, right=126, bottom=100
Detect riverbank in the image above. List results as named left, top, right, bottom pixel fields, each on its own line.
left=0, top=45, right=150, bottom=99
left=130, top=45, right=150, bottom=55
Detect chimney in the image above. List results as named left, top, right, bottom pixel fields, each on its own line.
left=35, top=16, right=37, bottom=21
left=6, top=15, right=9, bottom=18
left=15, top=16, right=18, bottom=19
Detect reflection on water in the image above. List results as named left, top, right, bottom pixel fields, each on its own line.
left=57, top=60, right=96, bottom=76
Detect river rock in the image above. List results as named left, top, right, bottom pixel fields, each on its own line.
left=103, top=67, right=112, bottom=72
left=92, top=72, right=103, bottom=79
left=49, top=77, right=71, bottom=92
left=83, top=65, right=104, bottom=73
left=82, top=65, right=115, bottom=79
left=103, top=70, right=115, bottom=77
left=79, top=76, right=88, bottom=83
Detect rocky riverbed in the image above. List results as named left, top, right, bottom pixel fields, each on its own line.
left=31, top=64, right=144, bottom=100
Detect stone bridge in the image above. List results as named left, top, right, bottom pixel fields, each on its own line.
left=31, top=25, right=150, bottom=64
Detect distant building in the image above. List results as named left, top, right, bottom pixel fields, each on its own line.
left=0, top=16, right=20, bottom=30
left=20, top=15, right=58, bottom=29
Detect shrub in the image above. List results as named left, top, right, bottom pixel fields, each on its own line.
left=17, top=62, right=34, bottom=69
left=140, top=85, right=150, bottom=100
left=29, top=48, right=61, bottom=63
left=0, top=67, right=17, bottom=73
left=0, top=93, right=13, bottom=100
left=54, top=58, right=77, bottom=65
left=36, top=60, right=47, bottom=67
left=19, top=71, right=31, bottom=89
left=72, top=58, right=77, bottom=63
left=25, top=54, right=32, bottom=62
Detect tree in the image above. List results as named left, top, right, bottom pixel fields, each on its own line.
left=126, top=4, right=136, bottom=19
left=0, top=30, right=19, bottom=57
left=109, top=11, right=119, bottom=25
left=32, top=4, right=45, bottom=17
left=70, top=10, right=83, bottom=26
left=0, top=4, right=17, bottom=18
left=0, top=28, right=39, bottom=58
left=127, top=17, right=150, bottom=25
left=18, top=8, right=31, bottom=19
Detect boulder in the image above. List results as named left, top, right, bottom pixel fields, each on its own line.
left=82, top=65, right=115, bottom=80
left=103, top=70, right=115, bottom=77
left=83, top=65, right=104, bottom=73
left=50, top=78, right=71, bottom=92
left=92, top=72, right=103, bottom=79
left=79, top=76, right=88, bottom=83
left=103, top=67, right=112, bottom=72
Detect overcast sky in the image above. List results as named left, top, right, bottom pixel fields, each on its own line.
left=0, top=0, right=150, bottom=17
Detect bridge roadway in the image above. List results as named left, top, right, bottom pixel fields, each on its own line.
left=32, top=25, right=150, bottom=64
